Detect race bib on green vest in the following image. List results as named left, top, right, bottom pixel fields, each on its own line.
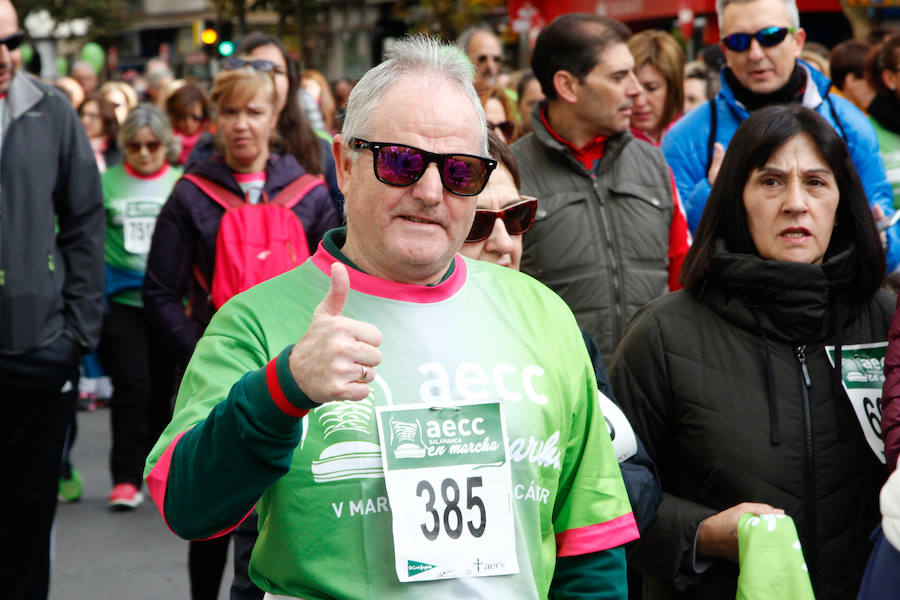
left=375, top=401, right=518, bottom=582
left=122, top=197, right=163, bottom=254
left=826, top=342, right=886, bottom=463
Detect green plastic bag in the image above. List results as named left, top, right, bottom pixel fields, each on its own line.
left=736, top=513, right=815, bottom=600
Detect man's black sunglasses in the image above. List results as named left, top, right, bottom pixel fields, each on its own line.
left=350, top=138, right=497, bottom=197
left=0, top=32, right=24, bottom=52
left=721, top=26, right=796, bottom=52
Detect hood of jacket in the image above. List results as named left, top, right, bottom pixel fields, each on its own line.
left=699, top=239, right=858, bottom=346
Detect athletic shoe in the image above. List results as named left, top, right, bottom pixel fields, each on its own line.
left=58, top=468, right=83, bottom=503
left=108, top=483, right=144, bottom=511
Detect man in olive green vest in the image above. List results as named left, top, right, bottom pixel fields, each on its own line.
left=511, top=13, right=689, bottom=361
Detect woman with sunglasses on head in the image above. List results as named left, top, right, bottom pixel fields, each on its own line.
left=188, top=33, right=343, bottom=218
left=79, top=94, right=122, bottom=172
left=626, top=30, right=685, bottom=146
left=144, top=57, right=338, bottom=600
left=611, top=105, right=893, bottom=599
left=99, top=104, right=183, bottom=511
left=460, top=131, right=663, bottom=538
left=165, top=82, right=209, bottom=166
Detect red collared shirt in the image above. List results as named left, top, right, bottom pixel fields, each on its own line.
left=540, top=107, right=607, bottom=171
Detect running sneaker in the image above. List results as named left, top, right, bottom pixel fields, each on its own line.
left=108, top=483, right=144, bottom=511
left=58, top=467, right=83, bottom=503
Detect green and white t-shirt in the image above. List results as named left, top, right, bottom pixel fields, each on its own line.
left=103, top=162, right=182, bottom=306
left=145, top=233, right=637, bottom=599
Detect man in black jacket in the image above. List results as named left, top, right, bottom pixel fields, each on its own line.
left=0, top=1, right=104, bottom=597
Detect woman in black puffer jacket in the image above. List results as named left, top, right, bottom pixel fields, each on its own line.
left=610, top=105, right=894, bottom=600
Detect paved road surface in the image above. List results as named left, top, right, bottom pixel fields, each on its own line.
left=50, top=407, right=231, bottom=600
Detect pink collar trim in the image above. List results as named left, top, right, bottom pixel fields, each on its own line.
left=311, top=242, right=467, bottom=303
left=124, top=161, right=171, bottom=180
left=233, top=171, right=266, bottom=184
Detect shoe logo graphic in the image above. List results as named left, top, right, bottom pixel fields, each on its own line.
left=389, top=416, right=427, bottom=459
left=311, top=390, right=383, bottom=482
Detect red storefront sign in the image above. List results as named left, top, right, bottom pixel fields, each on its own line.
left=508, top=0, right=842, bottom=30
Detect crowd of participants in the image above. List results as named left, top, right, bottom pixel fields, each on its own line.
left=6, top=0, right=900, bottom=597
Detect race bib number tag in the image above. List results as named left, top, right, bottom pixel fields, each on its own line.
left=826, top=342, right=886, bottom=463
left=123, top=198, right=163, bottom=254
left=375, top=401, right=519, bottom=582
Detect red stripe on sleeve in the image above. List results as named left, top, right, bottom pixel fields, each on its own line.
left=556, top=512, right=640, bottom=557
left=266, top=357, right=307, bottom=418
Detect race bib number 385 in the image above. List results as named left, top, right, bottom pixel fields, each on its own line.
left=375, top=401, right=519, bottom=582
left=826, top=342, right=886, bottom=463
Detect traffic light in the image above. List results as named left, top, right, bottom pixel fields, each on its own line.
left=217, top=22, right=234, bottom=57
left=200, top=20, right=217, bottom=47
left=201, top=27, right=218, bottom=45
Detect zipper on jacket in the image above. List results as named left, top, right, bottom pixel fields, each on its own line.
left=591, top=176, right=624, bottom=338
left=796, top=344, right=818, bottom=580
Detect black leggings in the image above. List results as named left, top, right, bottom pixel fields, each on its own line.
left=99, top=302, right=175, bottom=485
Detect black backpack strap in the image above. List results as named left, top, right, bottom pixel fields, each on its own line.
left=706, top=98, right=717, bottom=173
left=825, top=94, right=848, bottom=141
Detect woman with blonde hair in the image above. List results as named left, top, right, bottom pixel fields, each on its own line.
left=627, top=30, right=685, bottom=145
left=144, top=58, right=339, bottom=600
left=100, top=80, right=139, bottom=125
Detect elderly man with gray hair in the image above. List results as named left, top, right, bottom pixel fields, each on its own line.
left=145, top=35, right=636, bottom=600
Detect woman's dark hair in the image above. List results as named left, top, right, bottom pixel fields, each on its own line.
left=486, top=130, right=520, bottom=190
left=830, top=40, right=871, bottom=91
left=681, top=104, right=885, bottom=304
left=865, top=34, right=900, bottom=94
left=80, top=95, right=119, bottom=145
left=165, top=83, right=210, bottom=133
left=236, top=32, right=322, bottom=175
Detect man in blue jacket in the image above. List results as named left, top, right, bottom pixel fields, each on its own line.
left=662, top=0, right=900, bottom=272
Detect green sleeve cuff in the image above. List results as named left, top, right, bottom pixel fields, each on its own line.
left=550, top=547, right=627, bottom=600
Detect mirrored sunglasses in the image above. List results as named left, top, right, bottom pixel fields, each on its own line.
left=350, top=138, right=498, bottom=197
left=488, top=120, right=515, bottom=140
left=221, top=57, right=276, bottom=73
left=0, top=31, right=24, bottom=51
left=721, top=26, right=796, bottom=52
left=125, top=140, right=162, bottom=153
left=466, top=197, right=537, bottom=243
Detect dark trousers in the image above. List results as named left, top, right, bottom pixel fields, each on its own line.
left=858, top=525, right=900, bottom=600
left=98, top=302, right=175, bottom=486
left=188, top=512, right=263, bottom=600
left=0, top=334, right=79, bottom=599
